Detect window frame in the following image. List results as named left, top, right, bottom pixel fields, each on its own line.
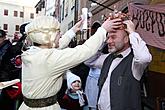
left=15, top=25, right=19, bottom=31
left=3, top=24, right=8, bottom=30
left=30, top=13, right=34, bottom=19
left=20, top=11, right=24, bottom=18
left=4, top=9, right=8, bottom=16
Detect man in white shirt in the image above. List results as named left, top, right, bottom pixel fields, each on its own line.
left=87, top=14, right=152, bottom=110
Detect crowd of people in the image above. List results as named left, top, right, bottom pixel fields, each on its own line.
left=0, top=8, right=152, bottom=110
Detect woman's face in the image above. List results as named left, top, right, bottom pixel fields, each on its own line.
left=71, top=80, right=81, bottom=92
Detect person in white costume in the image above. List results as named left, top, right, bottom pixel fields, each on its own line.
left=18, top=16, right=123, bottom=110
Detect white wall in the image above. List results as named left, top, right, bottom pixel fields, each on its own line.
left=46, top=0, right=55, bottom=16
left=60, top=0, right=75, bottom=33
left=0, top=2, right=36, bottom=39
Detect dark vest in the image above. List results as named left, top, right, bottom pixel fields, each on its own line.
left=98, top=52, right=141, bottom=110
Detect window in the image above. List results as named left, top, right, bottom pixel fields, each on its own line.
left=59, top=5, right=62, bottom=22
left=38, top=7, right=41, bottom=11
left=15, top=25, right=19, bottom=31
left=3, top=24, right=8, bottom=30
left=62, top=0, right=65, bottom=20
left=14, top=11, right=18, bottom=17
left=71, top=0, right=75, bottom=10
left=20, top=12, right=24, bottom=18
left=42, top=1, right=45, bottom=8
left=36, top=8, right=39, bottom=14
left=68, top=21, right=73, bottom=30
left=4, top=9, right=8, bottom=16
left=65, top=1, right=69, bottom=17
left=30, top=13, right=34, bottom=19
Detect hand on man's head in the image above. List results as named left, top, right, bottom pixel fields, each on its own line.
left=123, top=20, right=135, bottom=34
left=102, top=18, right=122, bottom=33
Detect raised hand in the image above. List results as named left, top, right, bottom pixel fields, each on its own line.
left=71, top=19, right=84, bottom=33
left=101, top=18, right=122, bottom=32
left=123, top=20, right=135, bottom=34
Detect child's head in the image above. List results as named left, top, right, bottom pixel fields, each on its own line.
left=67, top=71, right=82, bottom=92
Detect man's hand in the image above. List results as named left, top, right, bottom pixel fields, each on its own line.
left=71, top=19, right=84, bottom=33
left=123, top=20, right=135, bottom=34
left=102, top=18, right=122, bottom=32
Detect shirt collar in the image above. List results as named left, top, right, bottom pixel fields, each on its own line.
left=119, top=47, right=131, bottom=58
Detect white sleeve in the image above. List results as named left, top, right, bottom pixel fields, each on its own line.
left=84, top=53, right=108, bottom=69
left=49, top=27, right=107, bottom=75
left=58, top=29, right=76, bottom=49
left=129, top=32, right=152, bottom=80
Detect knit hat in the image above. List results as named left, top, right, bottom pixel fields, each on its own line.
left=25, top=16, right=60, bottom=47
left=66, top=71, right=81, bottom=89
left=66, top=71, right=85, bottom=106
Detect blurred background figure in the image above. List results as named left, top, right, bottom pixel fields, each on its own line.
left=0, top=29, right=12, bottom=68
left=0, top=23, right=29, bottom=110
left=84, top=22, right=108, bottom=110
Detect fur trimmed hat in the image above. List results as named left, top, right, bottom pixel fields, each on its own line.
left=25, top=16, right=60, bottom=46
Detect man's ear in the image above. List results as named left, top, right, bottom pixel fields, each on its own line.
left=124, top=33, right=129, bottom=43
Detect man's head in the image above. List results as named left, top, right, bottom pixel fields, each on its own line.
left=105, top=12, right=131, bottom=54
left=0, top=29, right=7, bottom=44
left=106, top=29, right=129, bottom=54
left=25, top=16, right=61, bottom=48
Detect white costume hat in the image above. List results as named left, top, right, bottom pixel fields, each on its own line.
left=25, top=16, right=60, bottom=46
left=66, top=71, right=81, bottom=89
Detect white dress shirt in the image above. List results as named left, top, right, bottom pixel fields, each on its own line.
left=90, top=32, right=152, bottom=110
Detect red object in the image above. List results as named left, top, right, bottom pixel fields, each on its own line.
left=6, top=82, right=22, bottom=99
left=15, top=56, right=22, bottom=66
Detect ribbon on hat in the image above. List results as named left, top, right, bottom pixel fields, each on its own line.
left=27, top=28, right=60, bottom=35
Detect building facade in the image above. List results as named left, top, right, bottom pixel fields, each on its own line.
left=46, top=0, right=56, bottom=16
left=59, top=0, right=75, bottom=33
left=59, top=0, right=89, bottom=42
left=35, top=0, right=89, bottom=42
left=88, top=0, right=151, bottom=28
left=0, top=2, right=36, bottom=40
